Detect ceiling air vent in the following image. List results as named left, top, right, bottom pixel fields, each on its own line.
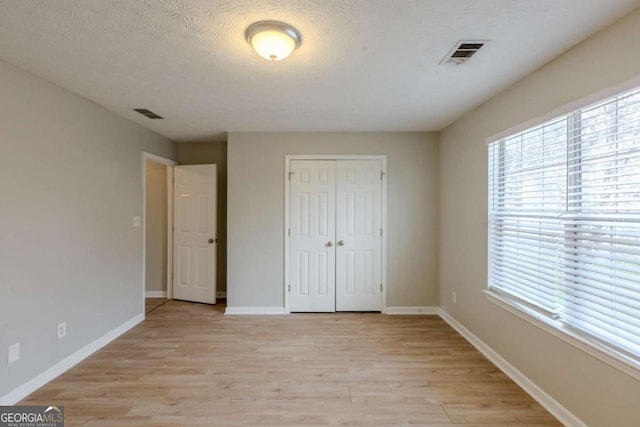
left=440, top=40, right=488, bottom=65
left=133, top=108, right=164, bottom=119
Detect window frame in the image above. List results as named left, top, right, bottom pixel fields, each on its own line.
left=486, top=81, right=640, bottom=380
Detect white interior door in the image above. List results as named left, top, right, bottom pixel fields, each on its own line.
left=335, top=161, right=382, bottom=311
left=289, top=161, right=336, bottom=312
left=173, top=164, right=217, bottom=304
left=289, top=159, right=383, bottom=312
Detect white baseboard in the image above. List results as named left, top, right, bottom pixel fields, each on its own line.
left=0, top=313, right=144, bottom=405
left=224, top=306, right=439, bottom=315
left=216, top=291, right=227, bottom=299
left=438, top=309, right=586, bottom=427
left=383, top=306, right=439, bottom=315
left=145, top=291, right=167, bottom=298
left=225, top=307, right=286, bottom=315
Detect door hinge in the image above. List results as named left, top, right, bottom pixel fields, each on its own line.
left=289, top=171, right=295, bottom=180
left=288, top=284, right=291, bottom=292
left=380, top=283, right=383, bottom=292
left=380, top=228, right=382, bottom=236
left=288, top=228, right=290, bottom=237
left=381, top=171, right=385, bottom=180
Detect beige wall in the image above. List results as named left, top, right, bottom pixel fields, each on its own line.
left=227, top=132, right=438, bottom=308
left=438, top=8, right=640, bottom=426
left=145, top=161, right=168, bottom=294
left=176, top=140, right=227, bottom=292
left=0, top=59, right=175, bottom=399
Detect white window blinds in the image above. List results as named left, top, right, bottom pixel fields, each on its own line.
left=488, top=86, right=640, bottom=364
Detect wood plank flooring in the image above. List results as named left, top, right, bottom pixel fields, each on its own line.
left=145, top=297, right=168, bottom=314
left=21, top=301, right=560, bottom=426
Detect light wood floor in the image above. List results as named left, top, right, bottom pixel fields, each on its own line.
left=145, top=297, right=168, bottom=314
left=21, top=301, right=560, bottom=426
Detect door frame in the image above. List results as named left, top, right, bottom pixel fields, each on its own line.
left=142, top=152, right=177, bottom=317
left=284, top=155, right=387, bottom=313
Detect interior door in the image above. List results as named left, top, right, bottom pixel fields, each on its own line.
left=335, top=160, right=383, bottom=311
left=288, top=159, right=384, bottom=312
left=173, top=164, right=217, bottom=304
left=289, top=160, right=336, bottom=312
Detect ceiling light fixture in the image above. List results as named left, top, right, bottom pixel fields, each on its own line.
left=245, top=21, right=301, bottom=61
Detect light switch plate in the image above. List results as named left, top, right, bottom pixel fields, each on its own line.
left=8, top=342, right=20, bottom=364
left=133, top=216, right=141, bottom=227
left=58, top=321, right=67, bottom=340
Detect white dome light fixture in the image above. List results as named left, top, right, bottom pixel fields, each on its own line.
left=245, top=21, right=302, bottom=61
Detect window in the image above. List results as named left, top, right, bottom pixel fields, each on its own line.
left=488, top=85, right=640, bottom=369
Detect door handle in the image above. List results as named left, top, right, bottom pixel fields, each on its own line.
left=338, top=240, right=345, bottom=246
left=208, top=238, right=215, bottom=244
left=326, top=241, right=333, bottom=247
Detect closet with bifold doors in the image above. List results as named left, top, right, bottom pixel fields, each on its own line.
left=288, top=159, right=384, bottom=312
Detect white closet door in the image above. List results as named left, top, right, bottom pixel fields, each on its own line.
left=335, top=160, right=382, bottom=311
left=289, top=161, right=336, bottom=312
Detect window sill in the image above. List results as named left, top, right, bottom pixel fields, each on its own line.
left=484, top=289, right=640, bottom=381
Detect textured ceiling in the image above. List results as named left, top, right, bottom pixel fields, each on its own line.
left=0, top=0, right=638, bottom=141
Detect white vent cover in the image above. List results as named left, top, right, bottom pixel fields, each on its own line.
left=440, top=40, right=489, bottom=65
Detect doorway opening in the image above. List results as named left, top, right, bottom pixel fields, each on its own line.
left=142, top=153, right=176, bottom=316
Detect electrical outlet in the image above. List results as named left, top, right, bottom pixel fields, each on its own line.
left=8, top=342, right=20, bottom=364
left=57, top=321, right=67, bottom=340
left=452, top=291, right=457, bottom=304
left=133, top=216, right=141, bottom=227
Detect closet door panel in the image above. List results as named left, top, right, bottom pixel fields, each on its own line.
left=289, top=160, right=337, bottom=312
left=336, top=160, right=383, bottom=311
